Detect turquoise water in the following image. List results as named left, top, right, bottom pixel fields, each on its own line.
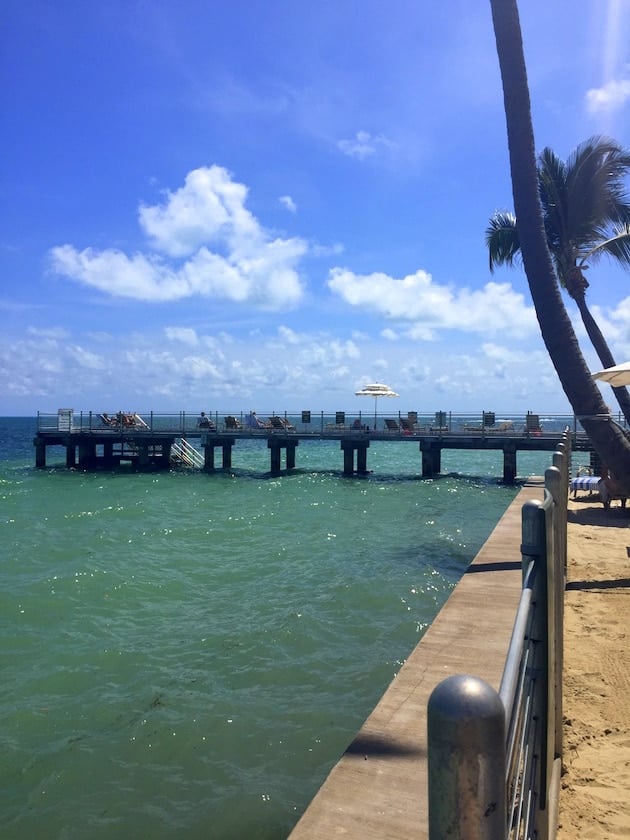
left=1, top=418, right=553, bottom=839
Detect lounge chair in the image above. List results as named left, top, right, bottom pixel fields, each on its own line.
left=570, top=474, right=601, bottom=499
left=399, top=418, right=416, bottom=434
left=268, top=416, right=296, bottom=431
left=384, top=419, right=400, bottom=432
left=224, top=416, right=243, bottom=430
left=463, top=422, right=483, bottom=432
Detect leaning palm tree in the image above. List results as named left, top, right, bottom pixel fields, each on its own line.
left=489, top=0, right=630, bottom=489
left=486, top=137, right=630, bottom=422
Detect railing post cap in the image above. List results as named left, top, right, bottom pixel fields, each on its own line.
left=428, top=674, right=503, bottom=722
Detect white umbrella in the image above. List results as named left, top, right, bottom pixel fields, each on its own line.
left=592, top=361, right=630, bottom=387
left=355, top=382, right=399, bottom=427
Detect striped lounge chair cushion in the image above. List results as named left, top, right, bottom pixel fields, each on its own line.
left=570, top=476, right=600, bottom=493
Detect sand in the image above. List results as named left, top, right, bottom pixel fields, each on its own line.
left=556, top=496, right=630, bottom=839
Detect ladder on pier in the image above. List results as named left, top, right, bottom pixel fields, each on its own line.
left=171, top=438, right=204, bottom=468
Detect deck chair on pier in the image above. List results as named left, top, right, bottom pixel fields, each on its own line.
left=268, top=415, right=296, bottom=431
left=384, top=419, right=400, bottom=432
left=224, top=416, right=243, bottom=430
left=399, top=417, right=416, bottom=434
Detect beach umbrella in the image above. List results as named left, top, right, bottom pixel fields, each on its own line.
left=592, top=361, right=630, bottom=387
left=355, top=382, right=399, bottom=427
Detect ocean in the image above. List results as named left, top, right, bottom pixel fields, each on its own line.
left=1, top=417, right=555, bottom=839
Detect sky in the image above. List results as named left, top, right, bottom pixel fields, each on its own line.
left=2, top=0, right=630, bottom=417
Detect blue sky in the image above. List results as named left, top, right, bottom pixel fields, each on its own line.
left=2, top=0, right=630, bottom=417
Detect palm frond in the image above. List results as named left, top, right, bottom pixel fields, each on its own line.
left=485, top=212, right=520, bottom=271
left=581, top=225, right=630, bottom=266
left=565, top=136, right=630, bottom=243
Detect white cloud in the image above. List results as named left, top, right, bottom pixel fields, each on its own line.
left=381, top=328, right=399, bottom=341
left=337, top=130, right=395, bottom=160
left=1, top=318, right=570, bottom=414
left=49, top=166, right=308, bottom=311
left=69, top=345, right=106, bottom=370
left=27, top=326, right=71, bottom=339
left=585, top=76, right=630, bottom=113
left=327, top=268, right=537, bottom=338
left=279, top=195, right=297, bottom=213
left=139, top=166, right=258, bottom=257
left=277, top=325, right=300, bottom=344
left=165, top=327, right=199, bottom=345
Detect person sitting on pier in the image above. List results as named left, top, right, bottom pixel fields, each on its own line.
left=198, top=411, right=212, bottom=429
left=246, top=411, right=270, bottom=429
left=116, top=411, right=137, bottom=427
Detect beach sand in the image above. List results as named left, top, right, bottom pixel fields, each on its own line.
left=557, top=496, right=630, bottom=839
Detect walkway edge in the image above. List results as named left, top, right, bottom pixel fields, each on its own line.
left=289, top=481, right=544, bottom=840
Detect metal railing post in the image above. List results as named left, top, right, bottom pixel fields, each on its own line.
left=428, top=674, right=506, bottom=840
left=544, top=463, right=566, bottom=785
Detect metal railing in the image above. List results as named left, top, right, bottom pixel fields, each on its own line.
left=36, top=410, right=602, bottom=440
left=427, top=431, right=570, bottom=839
left=171, top=438, right=204, bottom=468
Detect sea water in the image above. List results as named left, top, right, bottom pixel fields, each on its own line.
left=0, top=418, right=554, bottom=839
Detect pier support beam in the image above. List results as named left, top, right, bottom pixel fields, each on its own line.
left=102, top=440, right=115, bottom=467
left=420, top=441, right=441, bottom=478
left=78, top=440, right=96, bottom=468
left=35, top=440, right=46, bottom=468
left=340, top=439, right=370, bottom=476
left=203, top=438, right=235, bottom=471
left=267, top=438, right=299, bottom=476
left=66, top=443, right=76, bottom=468
left=503, top=443, right=517, bottom=484
left=137, top=443, right=150, bottom=468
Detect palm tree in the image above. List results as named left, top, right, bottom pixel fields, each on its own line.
left=489, top=0, right=630, bottom=487
left=486, top=137, right=630, bottom=422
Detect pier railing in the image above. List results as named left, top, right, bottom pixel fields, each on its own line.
left=427, top=430, right=570, bottom=839
left=36, top=409, right=603, bottom=439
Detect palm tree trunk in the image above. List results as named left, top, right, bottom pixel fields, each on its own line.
left=489, top=0, right=630, bottom=485
left=573, top=292, right=630, bottom=424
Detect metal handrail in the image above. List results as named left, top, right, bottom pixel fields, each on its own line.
left=428, top=430, right=570, bottom=839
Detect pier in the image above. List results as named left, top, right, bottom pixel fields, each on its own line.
left=34, top=410, right=593, bottom=481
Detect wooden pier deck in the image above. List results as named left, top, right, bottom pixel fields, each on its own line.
left=288, top=479, right=544, bottom=839
left=33, top=412, right=591, bottom=479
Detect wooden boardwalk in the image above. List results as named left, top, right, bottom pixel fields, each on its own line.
left=288, top=479, right=544, bottom=839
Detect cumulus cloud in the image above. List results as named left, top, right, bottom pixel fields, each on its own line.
left=585, top=76, right=630, bottom=113
left=49, top=166, right=308, bottom=310
left=337, top=130, right=394, bottom=160
left=327, top=267, right=537, bottom=338
left=139, top=166, right=258, bottom=257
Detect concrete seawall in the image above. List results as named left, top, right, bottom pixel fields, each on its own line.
left=289, top=479, right=544, bottom=839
